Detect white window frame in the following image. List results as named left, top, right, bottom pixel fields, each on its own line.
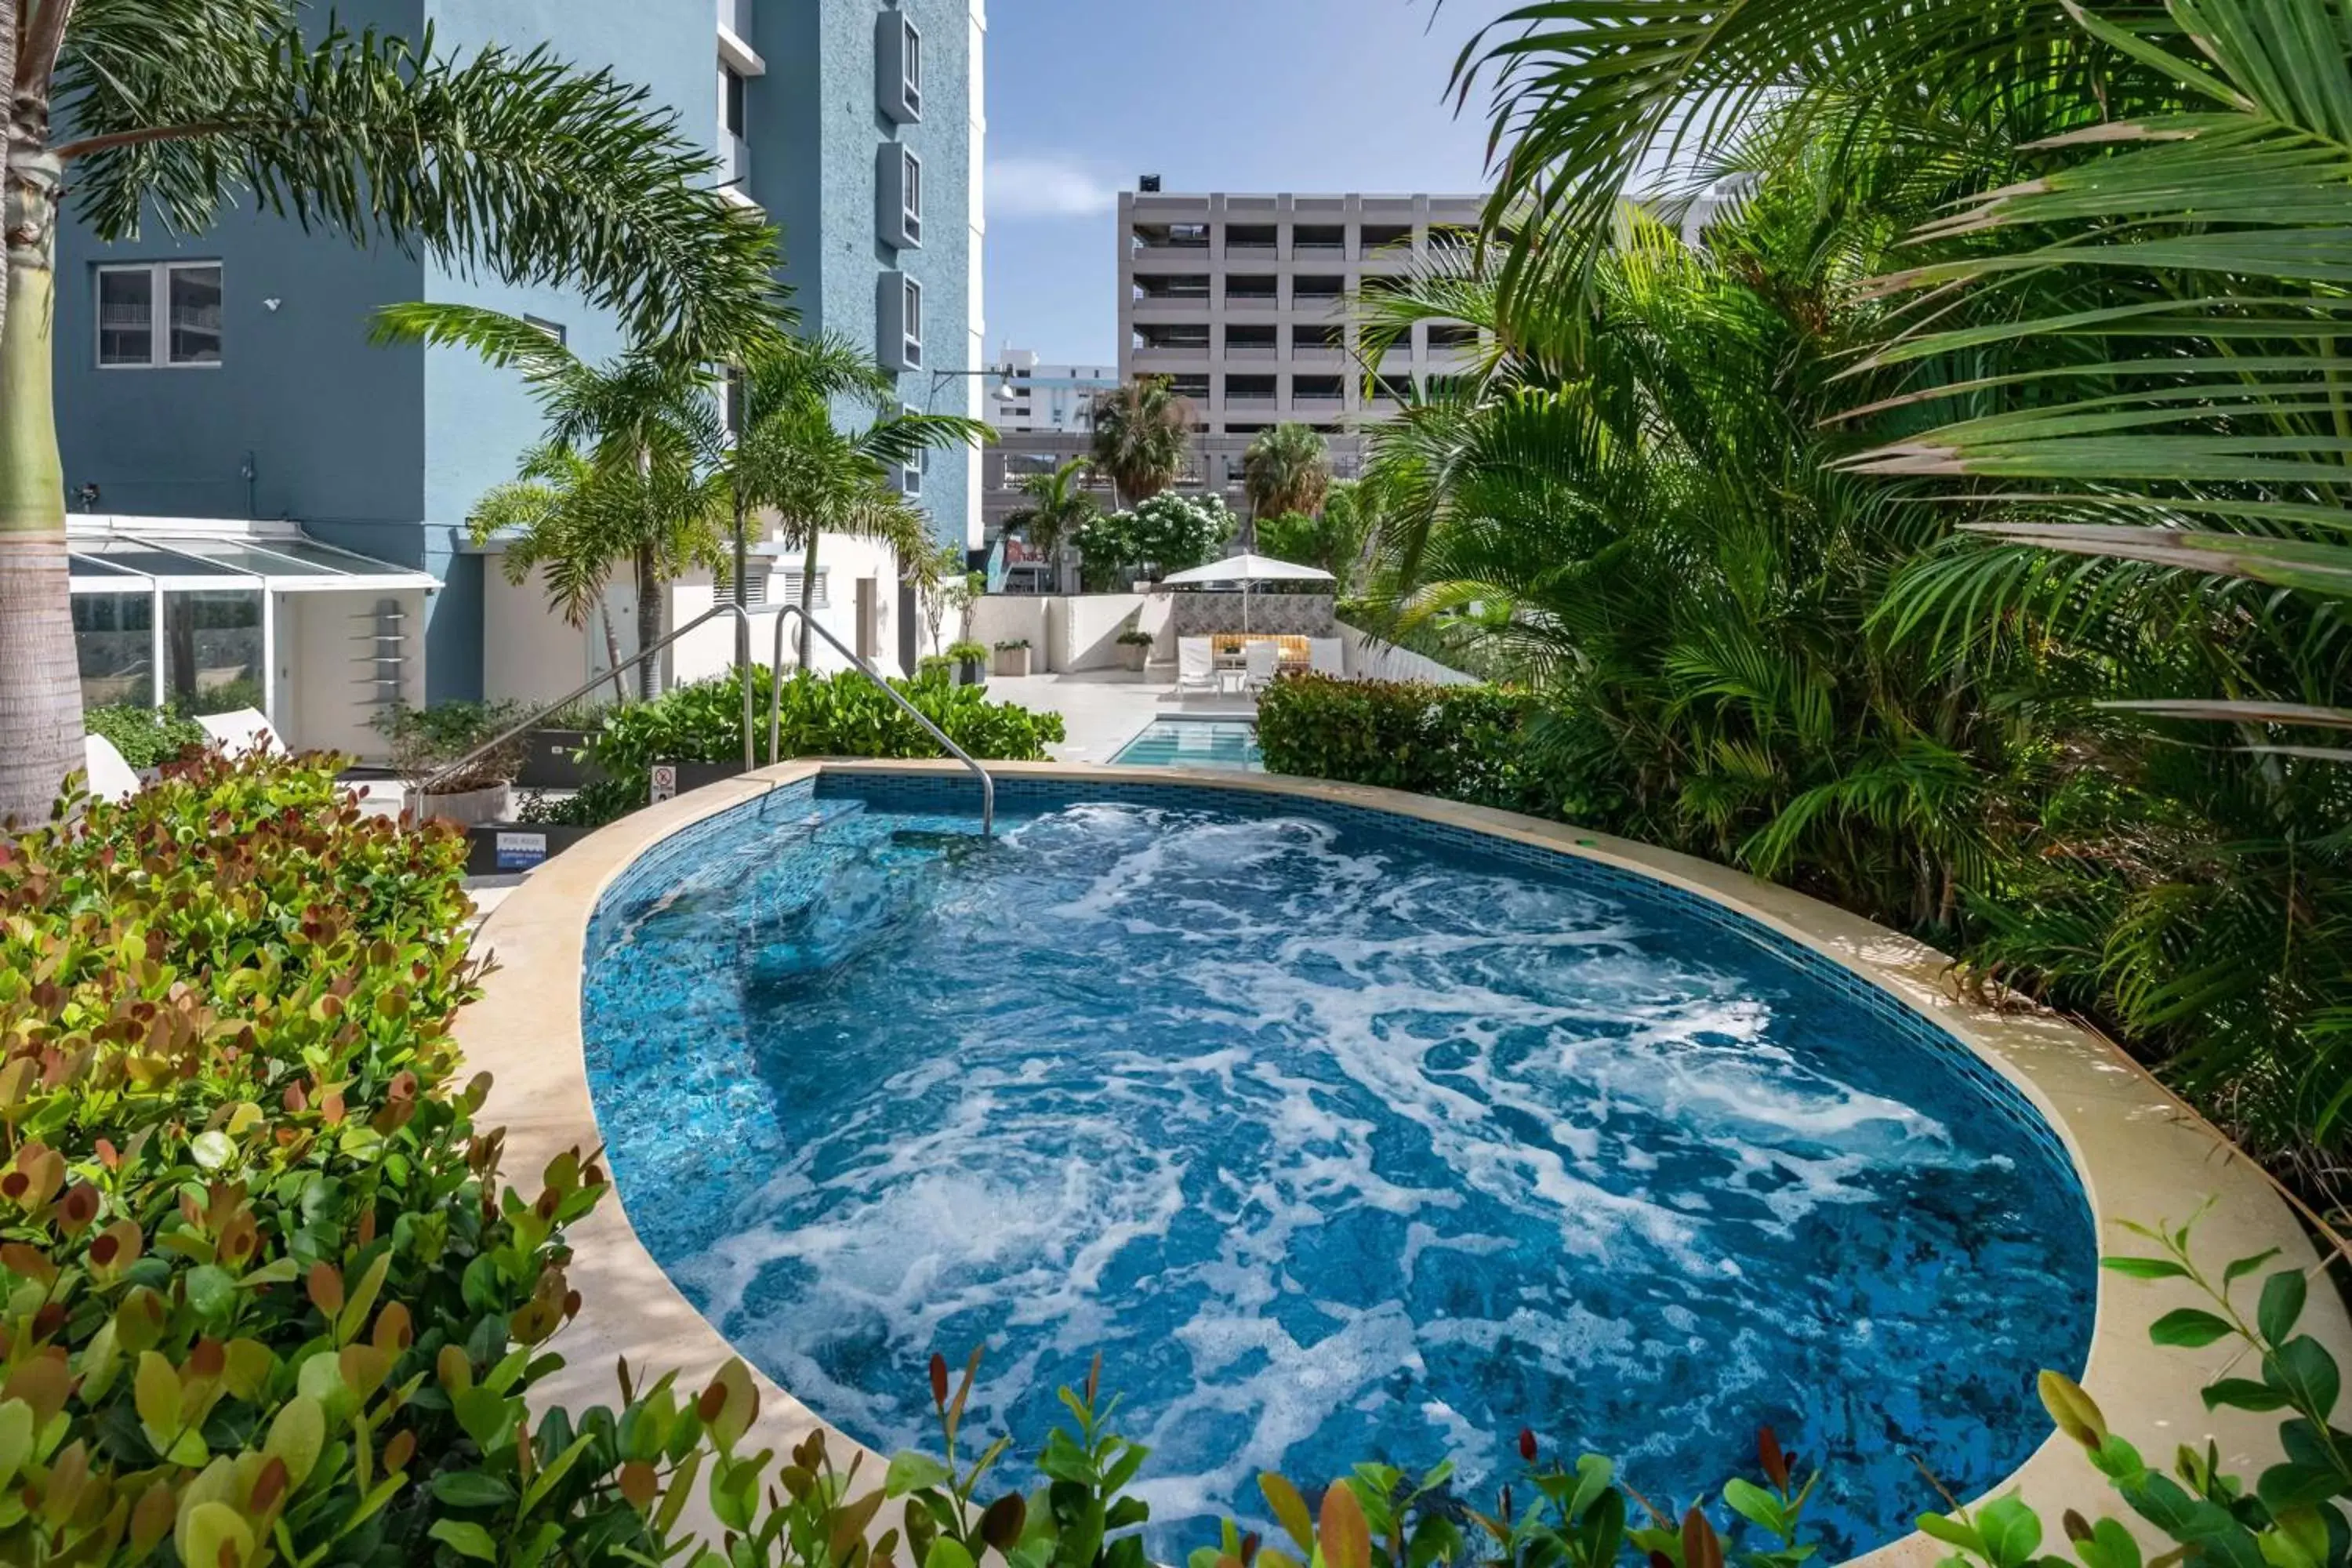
left=902, top=149, right=924, bottom=244
left=96, top=260, right=223, bottom=370
left=902, top=276, right=924, bottom=367
left=901, top=18, right=923, bottom=116
left=901, top=402, right=924, bottom=498
left=524, top=314, right=568, bottom=346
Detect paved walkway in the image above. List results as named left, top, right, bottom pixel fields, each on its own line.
left=981, top=669, right=1255, bottom=764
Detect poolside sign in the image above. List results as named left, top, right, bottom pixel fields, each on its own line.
left=494, top=831, right=548, bottom=870
left=651, top=764, right=678, bottom=804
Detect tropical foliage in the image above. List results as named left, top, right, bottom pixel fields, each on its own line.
left=1075, top=492, right=1236, bottom=590
left=1005, top=459, right=1102, bottom=594
left=730, top=336, right=987, bottom=666
left=1087, top=376, right=1195, bottom=507
left=554, top=666, right=1065, bottom=825
left=0, top=0, right=779, bottom=822
left=1326, top=0, right=2352, bottom=1208
left=1240, top=424, right=1333, bottom=535
left=1254, top=481, right=1372, bottom=590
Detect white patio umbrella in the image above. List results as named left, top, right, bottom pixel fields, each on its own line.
left=1159, top=552, right=1335, bottom=631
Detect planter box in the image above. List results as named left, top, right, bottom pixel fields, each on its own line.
left=955, top=659, right=986, bottom=688
left=1117, top=642, right=1149, bottom=672
left=463, top=822, right=598, bottom=877
left=516, top=728, right=606, bottom=791
left=416, top=782, right=513, bottom=829
left=993, top=647, right=1032, bottom=677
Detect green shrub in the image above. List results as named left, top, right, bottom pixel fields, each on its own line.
left=947, top=640, right=991, bottom=665
left=83, top=704, right=206, bottom=771
left=372, top=699, right=531, bottom=791
left=1257, top=673, right=1571, bottom=817
left=567, top=668, right=1065, bottom=824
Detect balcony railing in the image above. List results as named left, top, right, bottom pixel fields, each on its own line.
left=1225, top=343, right=1279, bottom=360
left=1225, top=241, right=1279, bottom=256
left=1225, top=295, right=1281, bottom=311
left=1291, top=343, right=1345, bottom=361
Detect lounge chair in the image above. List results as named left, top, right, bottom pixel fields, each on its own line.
left=1243, top=641, right=1280, bottom=695
left=82, top=735, right=142, bottom=803
left=1177, top=637, right=1218, bottom=695
left=197, top=707, right=285, bottom=757
left=1308, top=638, right=1345, bottom=677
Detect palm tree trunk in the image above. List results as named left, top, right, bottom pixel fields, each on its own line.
left=598, top=604, right=627, bottom=703
left=797, top=532, right=818, bottom=670
left=633, top=546, right=662, bottom=702
left=0, top=149, right=85, bottom=826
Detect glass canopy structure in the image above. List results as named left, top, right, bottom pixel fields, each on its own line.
left=67, top=522, right=438, bottom=722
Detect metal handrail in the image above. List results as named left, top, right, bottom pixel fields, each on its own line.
left=770, top=604, right=996, bottom=837
left=416, top=604, right=756, bottom=797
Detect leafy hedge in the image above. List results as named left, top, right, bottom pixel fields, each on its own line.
left=84, top=705, right=207, bottom=771
left=1256, top=674, right=1570, bottom=818
left=548, top=668, right=1066, bottom=826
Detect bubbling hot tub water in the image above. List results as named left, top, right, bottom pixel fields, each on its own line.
left=583, top=783, right=2093, bottom=1559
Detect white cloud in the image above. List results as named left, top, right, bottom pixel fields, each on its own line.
left=987, top=153, right=1122, bottom=220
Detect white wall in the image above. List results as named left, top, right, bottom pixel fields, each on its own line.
left=1338, top=622, right=1483, bottom=686
left=279, top=590, right=426, bottom=760
left=967, top=594, right=1048, bottom=661
left=1049, top=593, right=1148, bottom=672
left=482, top=566, right=616, bottom=709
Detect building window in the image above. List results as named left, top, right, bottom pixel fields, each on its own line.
left=98, top=261, right=222, bottom=368
left=524, top=314, right=567, bottom=346
left=903, top=277, right=923, bottom=363
left=722, top=66, right=747, bottom=136
left=902, top=150, right=923, bottom=241
left=901, top=403, right=924, bottom=497
left=739, top=568, right=768, bottom=607
left=879, top=270, right=922, bottom=370
left=877, top=11, right=922, bottom=122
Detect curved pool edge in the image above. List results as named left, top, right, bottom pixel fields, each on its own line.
left=456, top=759, right=2352, bottom=1566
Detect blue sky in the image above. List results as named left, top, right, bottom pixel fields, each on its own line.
left=982, top=0, right=1507, bottom=367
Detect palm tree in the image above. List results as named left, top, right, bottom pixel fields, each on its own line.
left=1088, top=376, right=1193, bottom=507
left=730, top=336, right=988, bottom=667
left=1004, top=458, right=1101, bottom=595
left=372, top=305, right=732, bottom=699
left=1242, top=424, right=1332, bottom=543
left=0, top=2, right=779, bottom=822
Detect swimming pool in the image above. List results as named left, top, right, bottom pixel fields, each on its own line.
left=582, top=775, right=2095, bottom=1559
left=1111, top=718, right=1263, bottom=770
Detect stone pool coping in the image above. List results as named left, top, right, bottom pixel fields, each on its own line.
left=458, top=758, right=2352, bottom=1564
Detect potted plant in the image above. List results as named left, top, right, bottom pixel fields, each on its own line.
left=1116, top=628, right=1156, bottom=673
left=992, top=638, right=1033, bottom=678
left=948, top=639, right=991, bottom=687
left=376, top=699, right=528, bottom=828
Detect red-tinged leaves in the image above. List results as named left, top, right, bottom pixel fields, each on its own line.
left=1759, top=1426, right=1789, bottom=1491
left=1682, top=1509, right=1723, bottom=1568
left=307, top=1263, right=343, bottom=1318
left=928, top=1353, right=949, bottom=1409
left=1518, top=1426, right=1537, bottom=1463
left=1319, top=1483, right=1371, bottom=1568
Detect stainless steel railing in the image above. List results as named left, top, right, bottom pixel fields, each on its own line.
left=769, top=604, right=994, bottom=837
